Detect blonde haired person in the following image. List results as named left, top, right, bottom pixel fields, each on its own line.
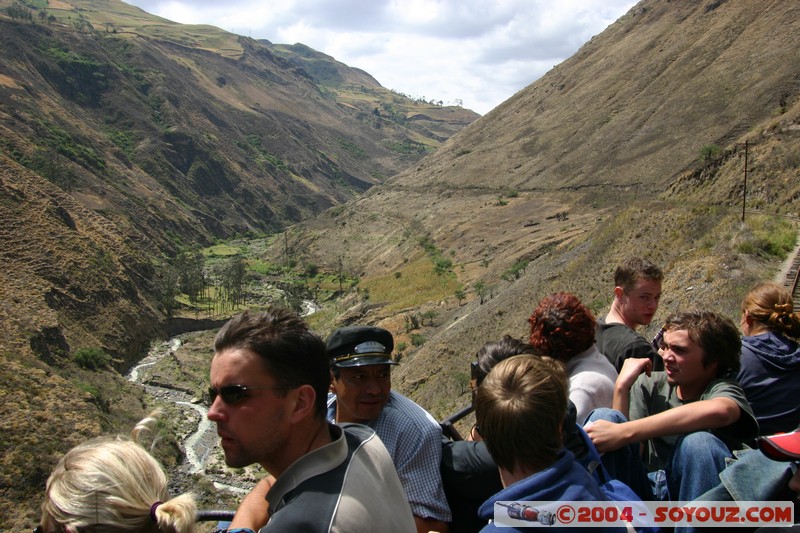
left=737, top=281, right=800, bottom=435
left=38, top=415, right=196, bottom=533
left=473, top=355, right=632, bottom=533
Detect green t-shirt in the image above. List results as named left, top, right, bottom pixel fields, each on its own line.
left=629, top=372, right=758, bottom=471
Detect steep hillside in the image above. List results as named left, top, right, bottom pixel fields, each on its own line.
left=412, top=0, right=800, bottom=194
left=0, top=155, right=156, bottom=528
left=0, top=8, right=476, bottom=255
left=2, top=0, right=800, bottom=529
left=0, top=0, right=478, bottom=528
left=265, top=0, right=800, bottom=420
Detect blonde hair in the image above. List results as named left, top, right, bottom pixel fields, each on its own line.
left=40, top=415, right=196, bottom=533
left=742, top=282, right=800, bottom=338
left=475, top=355, right=567, bottom=474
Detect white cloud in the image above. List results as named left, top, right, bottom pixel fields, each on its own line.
left=124, top=0, right=636, bottom=114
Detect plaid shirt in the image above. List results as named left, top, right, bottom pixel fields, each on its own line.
left=328, top=390, right=452, bottom=521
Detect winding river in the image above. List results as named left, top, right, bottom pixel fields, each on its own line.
left=126, top=336, right=249, bottom=494
left=126, top=301, right=320, bottom=494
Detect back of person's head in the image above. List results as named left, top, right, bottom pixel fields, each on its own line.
left=741, top=282, right=800, bottom=338
left=664, top=310, right=741, bottom=376
left=39, top=416, right=196, bottom=533
left=474, top=335, right=539, bottom=387
left=528, top=292, right=596, bottom=362
left=214, top=307, right=329, bottom=417
left=474, top=355, right=567, bottom=474
left=614, top=257, right=663, bottom=293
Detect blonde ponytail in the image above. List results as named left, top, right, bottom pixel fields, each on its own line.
left=40, top=413, right=197, bottom=532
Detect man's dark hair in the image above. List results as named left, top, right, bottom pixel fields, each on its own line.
left=664, top=310, right=741, bottom=376
left=474, top=335, right=540, bottom=387
left=614, top=257, right=663, bottom=293
left=214, top=307, right=329, bottom=417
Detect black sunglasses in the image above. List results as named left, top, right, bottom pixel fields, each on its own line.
left=207, top=384, right=296, bottom=406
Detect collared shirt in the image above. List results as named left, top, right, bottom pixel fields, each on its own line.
left=328, top=390, right=452, bottom=522
left=262, top=423, right=415, bottom=533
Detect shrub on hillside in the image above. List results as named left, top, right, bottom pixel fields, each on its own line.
left=73, top=347, right=111, bottom=371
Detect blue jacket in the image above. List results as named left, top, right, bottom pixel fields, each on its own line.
left=737, top=331, right=800, bottom=435
left=477, top=449, right=630, bottom=533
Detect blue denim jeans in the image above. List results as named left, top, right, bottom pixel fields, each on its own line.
left=693, top=448, right=795, bottom=502
left=585, top=408, right=655, bottom=500
left=666, top=430, right=730, bottom=502
left=585, top=408, right=732, bottom=503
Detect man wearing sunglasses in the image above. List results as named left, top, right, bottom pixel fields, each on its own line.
left=207, top=309, right=415, bottom=533
left=327, top=325, right=452, bottom=533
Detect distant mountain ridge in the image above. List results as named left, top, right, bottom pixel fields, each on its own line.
left=0, top=1, right=477, bottom=527
left=265, top=0, right=800, bottom=434
left=0, top=0, right=478, bottom=251
left=2, top=0, right=800, bottom=530
left=0, top=0, right=478, bottom=369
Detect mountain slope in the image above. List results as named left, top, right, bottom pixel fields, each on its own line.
left=0, top=0, right=478, bottom=253
left=406, top=0, right=800, bottom=194
left=270, top=0, right=800, bottom=419
left=0, top=1, right=478, bottom=527
left=2, top=0, right=800, bottom=529
left=0, top=0, right=478, bottom=362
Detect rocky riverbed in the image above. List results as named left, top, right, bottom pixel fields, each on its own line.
left=127, top=337, right=263, bottom=509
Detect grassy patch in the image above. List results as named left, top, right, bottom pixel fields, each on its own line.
left=247, top=258, right=283, bottom=276
left=202, top=243, right=242, bottom=257
left=360, top=257, right=459, bottom=311
left=736, top=215, right=797, bottom=258
left=73, top=347, right=111, bottom=371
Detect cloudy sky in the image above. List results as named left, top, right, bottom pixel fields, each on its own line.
left=124, top=0, right=637, bottom=115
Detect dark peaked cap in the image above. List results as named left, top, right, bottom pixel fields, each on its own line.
left=327, top=325, right=398, bottom=368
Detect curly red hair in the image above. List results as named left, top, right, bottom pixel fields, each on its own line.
left=528, top=292, right=596, bottom=362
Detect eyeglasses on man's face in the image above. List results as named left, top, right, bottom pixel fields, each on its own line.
left=206, top=384, right=296, bottom=406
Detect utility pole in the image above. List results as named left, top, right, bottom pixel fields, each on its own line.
left=742, top=140, right=748, bottom=222
left=284, top=231, right=289, bottom=268
left=736, top=140, right=755, bottom=222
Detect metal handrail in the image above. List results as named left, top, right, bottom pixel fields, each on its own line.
left=439, top=405, right=474, bottom=441
left=197, top=509, right=236, bottom=522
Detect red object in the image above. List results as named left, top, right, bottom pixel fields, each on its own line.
left=758, top=430, right=800, bottom=461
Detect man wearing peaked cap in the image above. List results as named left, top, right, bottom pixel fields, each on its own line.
left=327, top=325, right=397, bottom=365
left=327, top=325, right=452, bottom=533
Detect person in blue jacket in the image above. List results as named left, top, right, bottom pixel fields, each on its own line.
left=474, top=355, right=632, bottom=532
left=737, top=282, right=800, bottom=435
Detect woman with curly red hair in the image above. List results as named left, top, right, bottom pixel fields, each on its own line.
left=528, top=292, right=618, bottom=423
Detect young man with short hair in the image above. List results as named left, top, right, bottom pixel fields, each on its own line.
left=597, top=257, right=663, bottom=371
left=475, top=355, right=629, bottom=532
left=586, top=310, right=759, bottom=502
left=207, top=309, right=415, bottom=533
